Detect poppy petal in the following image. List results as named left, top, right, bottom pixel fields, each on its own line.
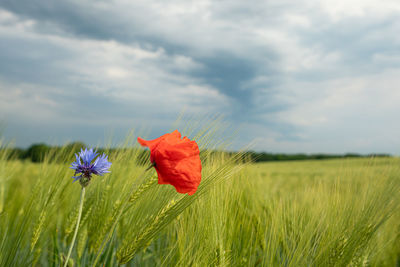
left=137, top=130, right=202, bottom=195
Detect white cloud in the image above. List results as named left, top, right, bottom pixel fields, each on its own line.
left=315, top=0, right=400, bottom=21
left=0, top=81, right=60, bottom=122
left=0, top=9, right=229, bottom=142
left=259, top=68, right=400, bottom=153
left=0, top=1, right=399, bottom=153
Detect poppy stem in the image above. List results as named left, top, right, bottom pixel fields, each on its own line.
left=145, top=162, right=156, bottom=171
left=64, top=187, right=85, bottom=267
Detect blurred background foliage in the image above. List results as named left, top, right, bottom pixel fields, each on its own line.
left=0, top=142, right=390, bottom=163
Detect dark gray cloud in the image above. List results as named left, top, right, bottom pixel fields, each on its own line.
left=0, top=0, right=277, bottom=107
left=1, top=0, right=400, bottom=153
left=193, top=54, right=256, bottom=106
left=0, top=0, right=123, bottom=39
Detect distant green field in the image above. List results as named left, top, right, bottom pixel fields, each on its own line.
left=1, top=145, right=399, bottom=266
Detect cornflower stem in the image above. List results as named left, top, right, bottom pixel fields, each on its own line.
left=64, top=187, right=86, bottom=267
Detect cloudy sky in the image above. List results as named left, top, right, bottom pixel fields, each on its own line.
left=0, top=0, right=399, bottom=154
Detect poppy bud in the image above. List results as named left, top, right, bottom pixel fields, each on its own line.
left=138, top=130, right=202, bottom=195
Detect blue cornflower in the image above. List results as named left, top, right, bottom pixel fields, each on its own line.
left=70, top=148, right=111, bottom=186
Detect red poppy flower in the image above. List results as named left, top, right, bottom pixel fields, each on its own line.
left=137, top=130, right=202, bottom=195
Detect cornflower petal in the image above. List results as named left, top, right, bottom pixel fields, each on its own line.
left=70, top=147, right=112, bottom=184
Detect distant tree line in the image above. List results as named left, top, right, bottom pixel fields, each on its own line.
left=1, top=142, right=147, bottom=163
left=242, top=151, right=390, bottom=162
left=0, top=142, right=391, bottom=163
left=2, top=142, right=87, bottom=162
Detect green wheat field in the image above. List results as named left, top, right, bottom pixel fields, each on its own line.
left=1, top=127, right=399, bottom=266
